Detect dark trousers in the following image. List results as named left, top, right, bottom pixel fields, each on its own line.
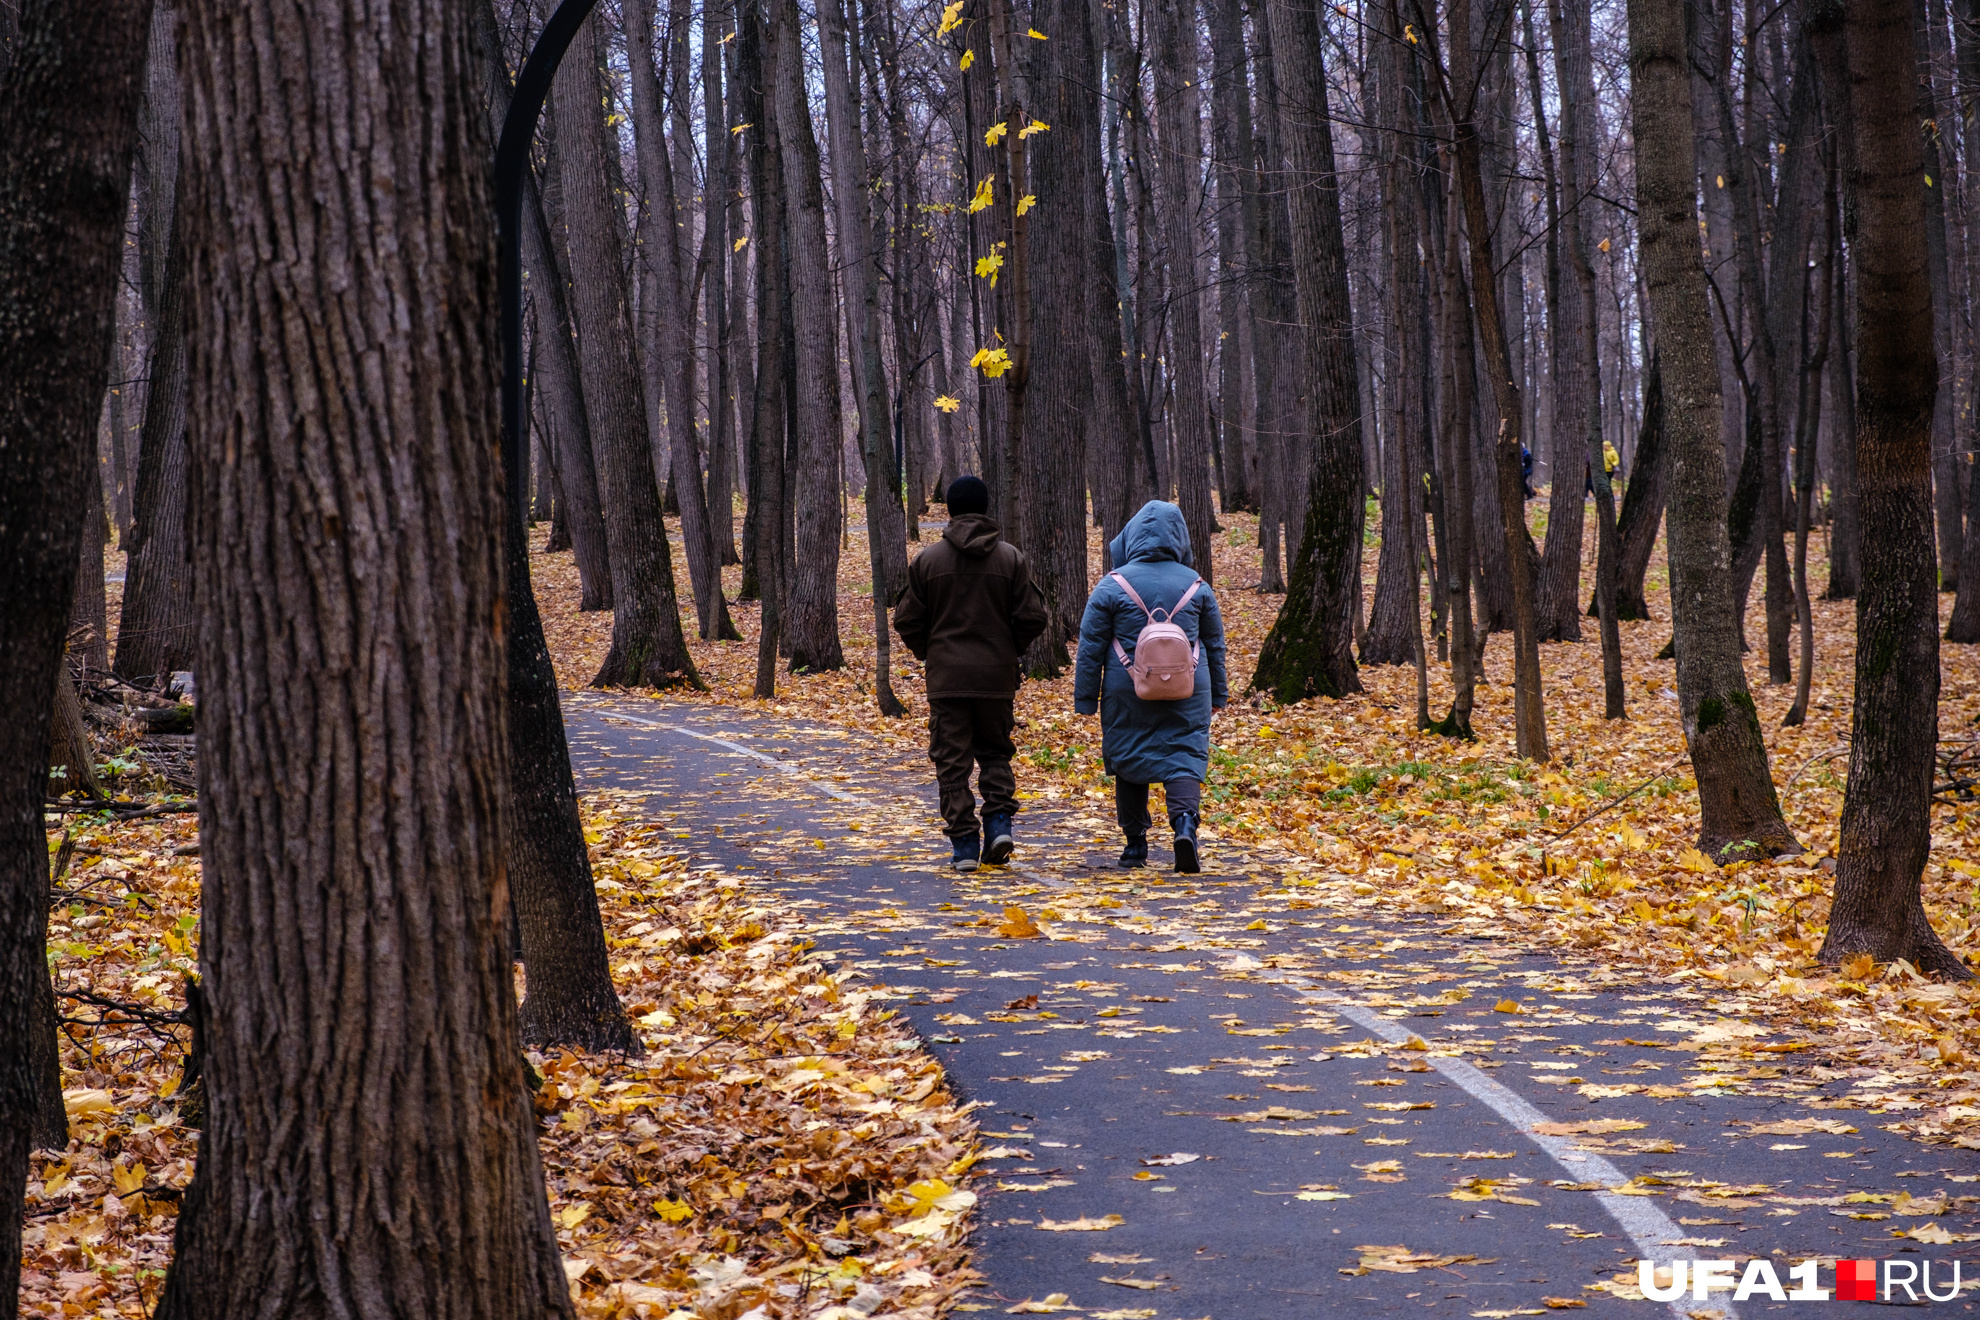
left=1115, top=777, right=1202, bottom=838
left=928, top=698, right=1018, bottom=838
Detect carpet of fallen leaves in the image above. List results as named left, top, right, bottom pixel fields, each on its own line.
left=531, top=500, right=1980, bottom=1162
left=29, top=710, right=979, bottom=1318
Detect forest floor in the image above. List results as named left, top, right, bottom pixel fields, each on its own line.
left=24, top=494, right=1980, bottom=1317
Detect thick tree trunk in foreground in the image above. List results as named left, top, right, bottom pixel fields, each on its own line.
left=773, top=0, right=845, bottom=672
left=0, top=0, right=151, bottom=1299
left=1249, top=0, right=1364, bottom=702
left=1819, top=0, right=1968, bottom=978
left=552, top=18, right=700, bottom=690
left=156, top=0, right=576, bottom=1311
left=1626, top=0, right=1798, bottom=861
left=115, top=5, right=196, bottom=685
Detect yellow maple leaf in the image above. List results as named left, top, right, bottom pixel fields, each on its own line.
left=975, top=251, right=1005, bottom=284
left=960, top=47, right=974, bottom=69
left=995, top=904, right=1044, bottom=937
left=937, top=0, right=964, bottom=35
left=1675, top=846, right=1715, bottom=873
left=733, top=234, right=749, bottom=251
left=934, top=394, right=962, bottom=413
left=985, top=121, right=1009, bottom=146
left=652, top=1197, right=693, bottom=1223
left=969, top=176, right=994, bottom=213
left=1019, top=118, right=1050, bottom=138
left=1016, top=193, right=1037, bottom=216
left=1027, top=26, right=1048, bottom=38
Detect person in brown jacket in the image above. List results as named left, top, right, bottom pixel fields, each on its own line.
left=894, top=476, right=1048, bottom=871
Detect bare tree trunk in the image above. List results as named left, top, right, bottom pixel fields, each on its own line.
left=706, top=12, right=739, bottom=568
left=1626, top=0, right=1798, bottom=860
left=1208, top=0, right=1255, bottom=519
left=1610, top=354, right=1669, bottom=620
left=156, top=0, right=578, bottom=1306
left=115, top=3, right=195, bottom=685
left=471, top=0, right=637, bottom=1055
left=522, top=132, right=613, bottom=609
left=1818, top=0, right=1968, bottom=977
left=553, top=13, right=701, bottom=690
left=0, top=11, right=152, bottom=1285
left=1363, top=0, right=1424, bottom=669
left=1248, top=0, right=1364, bottom=702
left=1550, top=0, right=1623, bottom=716
left=1447, top=0, right=1548, bottom=760
left=1784, top=162, right=1835, bottom=727
left=1532, top=0, right=1591, bottom=645
left=72, top=422, right=110, bottom=673
left=627, top=0, right=738, bottom=643
left=821, top=0, right=906, bottom=709
left=1245, top=21, right=1297, bottom=596
left=741, top=0, right=789, bottom=698
left=772, top=0, right=845, bottom=672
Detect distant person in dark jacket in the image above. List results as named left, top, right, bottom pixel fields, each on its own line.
left=894, top=476, right=1048, bottom=872
left=1073, top=501, right=1228, bottom=873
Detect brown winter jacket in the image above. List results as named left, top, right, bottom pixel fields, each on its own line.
left=893, top=514, right=1049, bottom=698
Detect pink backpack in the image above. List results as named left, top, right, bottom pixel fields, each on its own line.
left=1109, top=572, right=1202, bottom=700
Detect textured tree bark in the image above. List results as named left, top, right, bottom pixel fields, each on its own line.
left=155, top=0, right=578, bottom=1310
left=772, top=0, right=845, bottom=672
left=1818, top=0, right=1968, bottom=977
left=819, top=0, right=907, bottom=713
left=626, top=0, right=738, bottom=645
left=552, top=15, right=701, bottom=690
left=115, top=4, right=196, bottom=685
left=1626, top=0, right=1798, bottom=861
left=1018, top=0, right=1096, bottom=672
left=1088, top=63, right=1145, bottom=562
left=0, top=2, right=152, bottom=1298
left=1429, top=181, right=1482, bottom=737
left=1248, top=0, right=1364, bottom=702
left=1151, top=0, right=1216, bottom=580
left=1609, top=355, right=1669, bottom=620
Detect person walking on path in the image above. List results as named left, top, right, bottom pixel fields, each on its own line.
left=895, top=475, right=1048, bottom=872
left=1074, top=501, right=1228, bottom=872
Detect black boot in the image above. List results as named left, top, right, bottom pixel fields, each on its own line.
left=1171, top=811, right=1200, bottom=874
left=1118, top=835, right=1148, bottom=869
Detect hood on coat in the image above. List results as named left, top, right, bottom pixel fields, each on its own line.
left=1108, top=500, right=1193, bottom=568
left=943, top=512, right=1003, bottom=557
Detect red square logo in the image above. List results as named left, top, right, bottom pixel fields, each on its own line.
left=1836, top=1259, right=1879, bottom=1301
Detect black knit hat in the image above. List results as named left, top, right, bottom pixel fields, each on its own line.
left=946, top=475, right=990, bottom=516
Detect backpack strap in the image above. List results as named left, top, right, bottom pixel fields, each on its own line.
left=1107, top=571, right=1204, bottom=669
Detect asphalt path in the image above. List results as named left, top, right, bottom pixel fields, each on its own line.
left=562, top=694, right=1980, bottom=1319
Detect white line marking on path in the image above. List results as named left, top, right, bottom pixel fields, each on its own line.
left=590, top=707, right=863, bottom=802
left=1315, top=998, right=1730, bottom=1320
left=577, top=699, right=1733, bottom=1315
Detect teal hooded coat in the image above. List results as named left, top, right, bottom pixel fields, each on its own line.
left=1073, top=501, right=1228, bottom=784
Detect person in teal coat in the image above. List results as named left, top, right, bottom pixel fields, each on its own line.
left=1073, top=501, right=1228, bottom=871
